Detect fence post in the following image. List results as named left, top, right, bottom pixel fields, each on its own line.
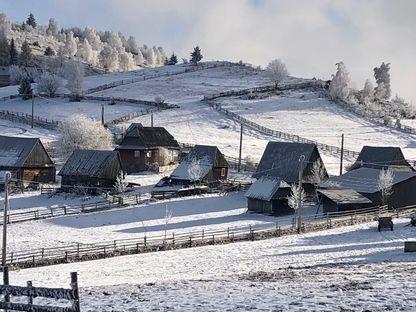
left=77, top=243, right=80, bottom=258
left=189, top=236, right=192, bottom=247
left=202, top=229, right=204, bottom=242
left=227, top=227, right=230, bottom=240
left=27, top=281, right=33, bottom=305
left=172, top=232, right=175, bottom=247
left=212, top=234, right=215, bottom=244
left=41, top=248, right=44, bottom=259
left=71, top=272, right=81, bottom=312
left=143, top=236, right=147, bottom=251
left=113, top=240, right=117, bottom=251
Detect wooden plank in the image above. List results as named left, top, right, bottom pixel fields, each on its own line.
left=0, top=285, right=75, bottom=300
left=0, top=302, right=75, bottom=312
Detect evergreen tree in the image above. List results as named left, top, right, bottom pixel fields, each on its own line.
left=20, top=40, right=32, bottom=66
left=167, top=53, right=178, bottom=65
left=44, top=46, right=55, bottom=56
left=26, top=13, right=37, bottom=28
left=0, top=37, right=10, bottom=66
left=18, top=78, right=33, bottom=100
left=190, top=46, right=203, bottom=65
left=9, top=38, right=18, bottom=65
left=374, top=62, right=391, bottom=100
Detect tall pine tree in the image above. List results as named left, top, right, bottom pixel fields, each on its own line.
left=9, top=38, right=18, bottom=65
left=0, top=37, right=10, bottom=66
left=44, top=46, right=55, bottom=56
left=190, top=46, right=203, bottom=65
left=20, top=40, right=32, bottom=66
left=167, top=53, right=178, bottom=65
left=18, top=78, right=33, bottom=100
left=26, top=13, right=37, bottom=28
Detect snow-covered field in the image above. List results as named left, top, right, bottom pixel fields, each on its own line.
left=0, top=118, right=57, bottom=142
left=8, top=218, right=416, bottom=311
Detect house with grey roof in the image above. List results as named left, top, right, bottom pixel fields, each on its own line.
left=170, top=145, right=228, bottom=184
left=317, top=188, right=373, bottom=213
left=0, top=135, right=55, bottom=187
left=115, top=123, right=180, bottom=173
left=59, top=149, right=122, bottom=193
left=349, top=146, right=414, bottom=172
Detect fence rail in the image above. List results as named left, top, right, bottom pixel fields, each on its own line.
left=0, top=109, right=60, bottom=130
left=5, top=204, right=416, bottom=269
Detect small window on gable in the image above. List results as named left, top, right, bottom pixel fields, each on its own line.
left=221, top=168, right=226, bottom=177
left=146, top=151, right=152, bottom=158
left=134, top=151, right=140, bottom=158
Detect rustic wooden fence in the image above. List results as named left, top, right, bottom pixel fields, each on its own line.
left=0, top=109, right=60, bottom=130
left=0, top=271, right=80, bottom=312
left=5, top=204, right=416, bottom=270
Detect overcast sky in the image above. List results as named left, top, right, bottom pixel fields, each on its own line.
left=1, top=0, right=415, bottom=102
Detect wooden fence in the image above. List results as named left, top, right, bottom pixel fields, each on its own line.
left=0, top=109, right=60, bottom=130
left=0, top=271, right=80, bottom=312
left=5, top=204, right=416, bottom=270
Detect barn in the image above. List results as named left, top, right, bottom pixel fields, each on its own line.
left=59, top=150, right=122, bottom=193
left=115, top=123, right=180, bottom=174
left=322, top=167, right=416, bottom=209
left=0, top=135, right=55, bottom=187
left=349, top=146, right=414, bottom=172
left=253, top=142, right=328, bottom=195
left=317, top=188, right=373, bottom=213
left=245, top=176, right=292, bottom=215
left=170, top=145, right=229, bottom=184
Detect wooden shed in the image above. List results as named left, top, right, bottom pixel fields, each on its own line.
left=59, top=150, right=122, bottom=193
left=170, top=145, right=229, bottom=184
left=245, top=177, right=291, bottom=215
left=115, top=123, right=180, bottom=174
left=0, top=135, right=55, bottom=187
left=349, top=146, right=414, bottom=172
left=253, top=142, right=328, bottom=195
left=317, top=188, right=373, bottom=213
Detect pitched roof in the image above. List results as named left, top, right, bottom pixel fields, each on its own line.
left=350, top=146, right=413, bottom=171
left=321, top=167, right=416, bottom=194
left=253, top=141, right=323, bottom=182
left=59, top=150, right=121, bottom=178
left=116, top=123, right=179, bottom=150
left=0, top=135, right=41, bottom=167
left=245, top=177, right=289, bottom=201
left=317, top=188, right=372, bottom=205
left=170, top=145, right=228, bottom=181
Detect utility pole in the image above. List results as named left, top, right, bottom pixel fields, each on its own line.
left=101, top=104, right=105, bottom=125
left=31, top=94, right=34, bottom=128
left=2, top=172, right=11, bottom=268
left=297, top=155, right=305, bottom=234
left=340, top=133, right=344, bottom=175
left=238, top=124, right=243, bottom=172
left=151, top=112, right=154, bottom=127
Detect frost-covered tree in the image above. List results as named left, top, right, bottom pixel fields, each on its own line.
left=99, top=44, right=119, bottom=71
left=36, top=71, right=62, bottom=96
left=265, top=59, right=289, bottom=85
left=77, top=38, right=97, bottom=65
left=378, top=168, right=394, bottom=206
left=374, top=62, right=391, bottom=100
left=126, top=36, right=138, bottom=54
left=163, top=204, right=173, bottom=242
left=156, top=46, right=167, bottom=65
left=311, top=160, right=327, bottom=185
left=114, top=171, right=127, bottom=194
left=188, top=158, right=202, bottom=184
left=62, top=32, right=78, bottom=57
left=20, top=40, right=32, bottom=66
left=9, top=65, right=27, bottom=84
left=58, top=114, right=113, bottom=156
left=329, top=62, right=351, bottom=101
left=26, top=13, right=37, bottom=28
left=146, top=47, right=156, bottom=66
left=46, top=18, right=59, bottom=36
left=64, top=60, right=84, bottom=101
left=0, top=13, right=11, bottom=38
left=83, top=26, right=102, bottom=51
left=119, top=51, right=135, bottom=71
left=44, top=46, right=55, bottom=56
left=108, top=31, right=124, bottom=53
left=287, top=183, right=306, bottom=231
left=361, top=79, right=374, bottom=100
left=190, top=46, right=203, bottom=65
left=134, top=49, right=145, bottom=66
left=18, top=77, right=32, bottom=100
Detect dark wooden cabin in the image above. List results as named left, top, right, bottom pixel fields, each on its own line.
left=322, top=167, right=416, bottom=209
left=59, top=150, right=122, bottom=193
left=253, top=142, right=328, bottom=195
left=170, top=145, right=229, bottom=184
left=0, top=135, right=55, bottom=186
left=115, top=123, right=180, bottom=174
left=317, top=188, right=373, bottom=213
left=349, top=146, right=414, bottom=172
left=246, top=177, right=291, bottom=215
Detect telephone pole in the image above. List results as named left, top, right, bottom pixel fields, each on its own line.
left=297, top=155, right=305, bottom=234
left=151, top=112, right=154, bottom=127
left=238, top=124, right=243, bottom=172
left=31, top=94, right=34, bottom=128
left=101, top=104, right=105, bottom=125
left=2, top=172, right=11, bottom=268
left=340, top=133, right=344, bottom=175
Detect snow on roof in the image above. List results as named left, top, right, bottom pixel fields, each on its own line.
left=322, top=167, right=416, bottom=194
left=0, top=135, right=39, bottom=168
left=170, top=156, right=213, bottom=181
left=317, top=188, right=372, bottom=205
left=245, top=177, right=289, bottom=201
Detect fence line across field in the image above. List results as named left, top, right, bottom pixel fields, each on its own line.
left=4, top=204, right=415, bottom=270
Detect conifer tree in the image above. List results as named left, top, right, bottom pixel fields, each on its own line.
left=18, top=78, right=33, bottom=100
left=9, top=38, right=18, bottom=65
left=190, top=46, right=202, bottom=65
left=44, top=46, right=55, bottom=56
left=20, top=40, right=32, bottom=66
left=26, top=13, right=37, bottom=28
left=0, top=37, right=10, bottom=66
left=167, top=53, right=178, bottom=65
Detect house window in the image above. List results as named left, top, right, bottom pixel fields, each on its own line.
left=134, top=151, right=140, bottom=158
left=221, top=168, right=226, bottom=177
left=146, top=151, right=152, bottom=158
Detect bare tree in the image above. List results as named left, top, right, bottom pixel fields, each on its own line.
left=378, top=168, right=394, bottom=206
left=287, top=184, right=306, bottom=211
left=265, top=59, right=289, bottom=86
left=163, top=204, right=173, bottom=243
left=311, top=160, right=327, bottom=185
left=114, top=171, right=127, bottom=194
left=188, top=157, right=202, bottom=186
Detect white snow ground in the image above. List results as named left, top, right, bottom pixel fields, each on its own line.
left=8, top=218, right=416, bottom=311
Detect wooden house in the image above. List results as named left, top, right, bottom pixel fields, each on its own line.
left=115, top=123, right=180, bottom=174
left=246, top=177, right=292, bottom=215
left=321, top=167, right=416, bottom=209
left=253, top=142, right=328, bottom=195
left=317, top=188, right=373, bottom=213
left=349, top=146, right=414, bottom=172
left=170, top=145, right=229, bottom=184
left=59, top=150, right=122, bottom=193
left=0, top=135, right=55, bottom=186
